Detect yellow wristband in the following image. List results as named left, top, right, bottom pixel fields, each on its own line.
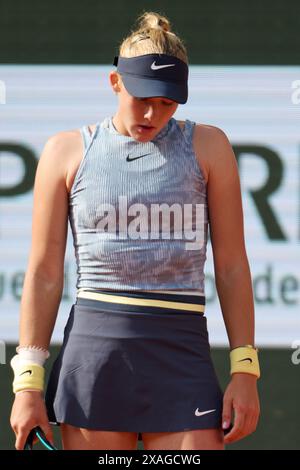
left=11, top=356, right=45, bottom=393
left=230, top=345, right=260, bottom=379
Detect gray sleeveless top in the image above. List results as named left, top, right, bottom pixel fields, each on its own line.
left=69, top=116, right=208, bottom=294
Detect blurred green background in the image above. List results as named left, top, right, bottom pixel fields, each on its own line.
left=0, top=0, right=299, bottom=64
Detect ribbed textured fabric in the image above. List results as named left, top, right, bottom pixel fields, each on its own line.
left=68, top=116, right=208, bottom=293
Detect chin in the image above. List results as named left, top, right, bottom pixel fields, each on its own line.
left=134, top=135, right=150, bottom=143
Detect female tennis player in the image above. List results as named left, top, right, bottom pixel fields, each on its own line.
left=10, top=11, right=260, bottom=450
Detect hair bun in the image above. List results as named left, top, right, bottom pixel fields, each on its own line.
left=137, top=11, right=171, bottom=33
left=118, top=10, right=187, bottom=65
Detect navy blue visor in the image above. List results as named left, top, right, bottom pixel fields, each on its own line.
left=113, top=53, right=188, bottom=104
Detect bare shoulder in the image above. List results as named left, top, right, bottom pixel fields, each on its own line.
left=45, top=128, right=81, bottom=155
left=194, top=123, right=231, bottom=150
left=46, top=123, right=97, bottom=148
left=175, top=120, right=232, bottom=184
left=193, top=123, right=234, bottom=183
left=43, top=123, right=97, bottom=193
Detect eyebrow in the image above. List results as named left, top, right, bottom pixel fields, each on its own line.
left=140, top=97, right=174, bottom=104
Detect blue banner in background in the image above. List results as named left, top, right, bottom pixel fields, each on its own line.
left=0, top=65, right=299, bottom=345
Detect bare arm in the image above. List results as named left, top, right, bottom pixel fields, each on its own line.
left=206, top=127, right=255, bottom=349
left=11, top=130, right=83, bottom=450
left=19, top=131, right=77, bottom=349
left=20, top=123, right=83, bottom=349
left=200, top=125, right=260, bottom=444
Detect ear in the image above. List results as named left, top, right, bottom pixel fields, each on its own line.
left=109, top=71, right=122, bottom=95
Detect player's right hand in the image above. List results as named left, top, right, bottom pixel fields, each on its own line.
left=10, top=390, right=54, bottom=450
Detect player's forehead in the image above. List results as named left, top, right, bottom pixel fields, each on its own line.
left=135, top=96, right=176, bottom=104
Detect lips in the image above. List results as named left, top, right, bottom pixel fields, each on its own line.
left=136, top=124, right=156, bottom=134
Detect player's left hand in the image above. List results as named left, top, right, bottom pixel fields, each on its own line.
left=222, top=373, right=260, bottom=444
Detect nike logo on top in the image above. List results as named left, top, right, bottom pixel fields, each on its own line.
left=126, top=153, right=152, bottom=162
left=19, top=369, right=32, bottom=376
left=195, top=408, right=216, bottom=417
left=151, top=61, right=176, bottom=70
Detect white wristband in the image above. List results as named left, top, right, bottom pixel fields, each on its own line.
left=15, top=346, right=49, bottom=367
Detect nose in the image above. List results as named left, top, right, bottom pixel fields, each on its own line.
left=143, top=103, right=155, bottom=121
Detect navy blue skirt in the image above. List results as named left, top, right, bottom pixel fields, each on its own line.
left=45, top=290, right=223, bottom=440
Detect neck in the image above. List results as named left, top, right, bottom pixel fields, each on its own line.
left=112, top=114, right=130, bottom=137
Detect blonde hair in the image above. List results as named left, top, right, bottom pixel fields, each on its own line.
left=118, top=11, right=188, bottom=65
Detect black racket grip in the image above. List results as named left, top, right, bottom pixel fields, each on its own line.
left=23, top=428, right=36, bottom=450
left=24, top=426, right=56, bottom=450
